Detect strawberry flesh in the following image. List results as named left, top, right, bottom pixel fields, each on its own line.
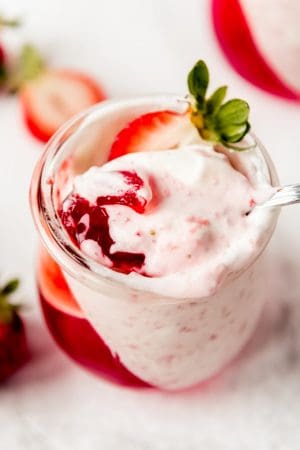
left=109, top=110, right=191, bottom=160
left=21, top=69, right=106, bottom=143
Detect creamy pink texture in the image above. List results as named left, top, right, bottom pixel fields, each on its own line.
left=62, top=144, right=274, bottom=298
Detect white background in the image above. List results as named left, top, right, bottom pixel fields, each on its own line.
left=1, top=1, right=300, bottom=449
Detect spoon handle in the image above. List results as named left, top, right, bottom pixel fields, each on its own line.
left=258, top=184, right=300, bottom=209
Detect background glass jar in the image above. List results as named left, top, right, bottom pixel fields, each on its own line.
left=30, top=95, right=279, bottom=391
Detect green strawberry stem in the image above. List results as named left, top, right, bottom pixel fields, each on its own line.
left=0, top=15, right=20, bottom=28
left=0, top=15, right=20, bottom=86
left=0, top=61, right=6, bottom=85
left=0, top=278, right=20, bottom=324
left=7, top=44, right=45, bottom=92
left=187, top=60, right=252, bottom=151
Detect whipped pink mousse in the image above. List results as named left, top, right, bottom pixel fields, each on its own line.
left=58, top=130, right=276, bottom=389
left=61, top=144, right=274, bottom=298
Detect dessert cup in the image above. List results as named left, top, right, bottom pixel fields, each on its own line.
left=30, top=95, right=279, bottom=390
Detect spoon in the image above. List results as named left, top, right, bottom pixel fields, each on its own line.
left=255, top=184, right=300, bottom=209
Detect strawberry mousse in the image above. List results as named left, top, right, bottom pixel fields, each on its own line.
left=57, top=140, right=276, bottom=390
left=60, top=146, right=274, bottom=298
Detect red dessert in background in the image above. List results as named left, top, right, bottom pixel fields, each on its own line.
left=212, top=0, right=300, bottom=100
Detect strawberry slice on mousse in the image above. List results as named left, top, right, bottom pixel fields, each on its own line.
left=109, top=110, right=195, bottom=160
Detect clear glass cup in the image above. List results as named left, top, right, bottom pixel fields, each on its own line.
left=30, top=95, right=279, bottom=390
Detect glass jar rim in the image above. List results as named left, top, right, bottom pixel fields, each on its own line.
left=30, top=94, right=279, bottom=301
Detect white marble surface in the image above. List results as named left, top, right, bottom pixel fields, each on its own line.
left=1, top=0, right=300, bottom=448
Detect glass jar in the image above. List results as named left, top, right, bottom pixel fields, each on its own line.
left=30, top=95, right=279, bottom=390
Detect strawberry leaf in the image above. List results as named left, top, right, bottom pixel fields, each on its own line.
left=1, top=279, right=19, bottom=295
left=0, top=299, right=14, bottom=323
left=187, top=61, right=251, bottom=150
left=0, top=62, right=6, bottom=85
left=215, top=99, right=250, bottom=127
left=19, top=44, right=45, bottom=82
left=0, top=15, right=20, bottom=28
left=219, top=122, right=250, bottom=143
left=187, top=60, right=209, bottom=109
left=0, top=279, right=20, bottom=324
left=206, top=86, right=227, bottom=116
left=7, top=44, right=45, bottom=92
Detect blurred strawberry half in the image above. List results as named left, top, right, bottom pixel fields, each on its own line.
left=21, top=68, right=106, bottom=142
left=109, top=110, right=197, bottom=160
left=11, top=45, right=106, bottom=142
left=0, top=279, right=29, bottom=383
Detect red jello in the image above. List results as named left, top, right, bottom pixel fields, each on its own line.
left=37, top=248, right=149, bottom=387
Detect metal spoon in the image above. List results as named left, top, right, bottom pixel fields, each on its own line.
left=255, top=184, right=300, bottom=209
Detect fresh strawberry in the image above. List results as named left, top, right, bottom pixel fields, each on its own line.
left=111, top=60, right=253, bottom=158
left=10, top=45, right=106, bottom=142
left=0, top=279, right=29, bottom=382
left=109, top=110, right=197, bottom=160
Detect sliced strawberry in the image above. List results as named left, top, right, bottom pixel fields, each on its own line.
left=21, top=69, right=106, bottom=142
left=0, top=279, right=29, bottom=382
left=109, top=110, right=196, bottom=160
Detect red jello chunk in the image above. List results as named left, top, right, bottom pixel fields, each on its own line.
left=38, top=248, right=150, bottom=387
left=211, top=0, right=300, bottom=100
left=60, top=170, right=148, bottom=275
